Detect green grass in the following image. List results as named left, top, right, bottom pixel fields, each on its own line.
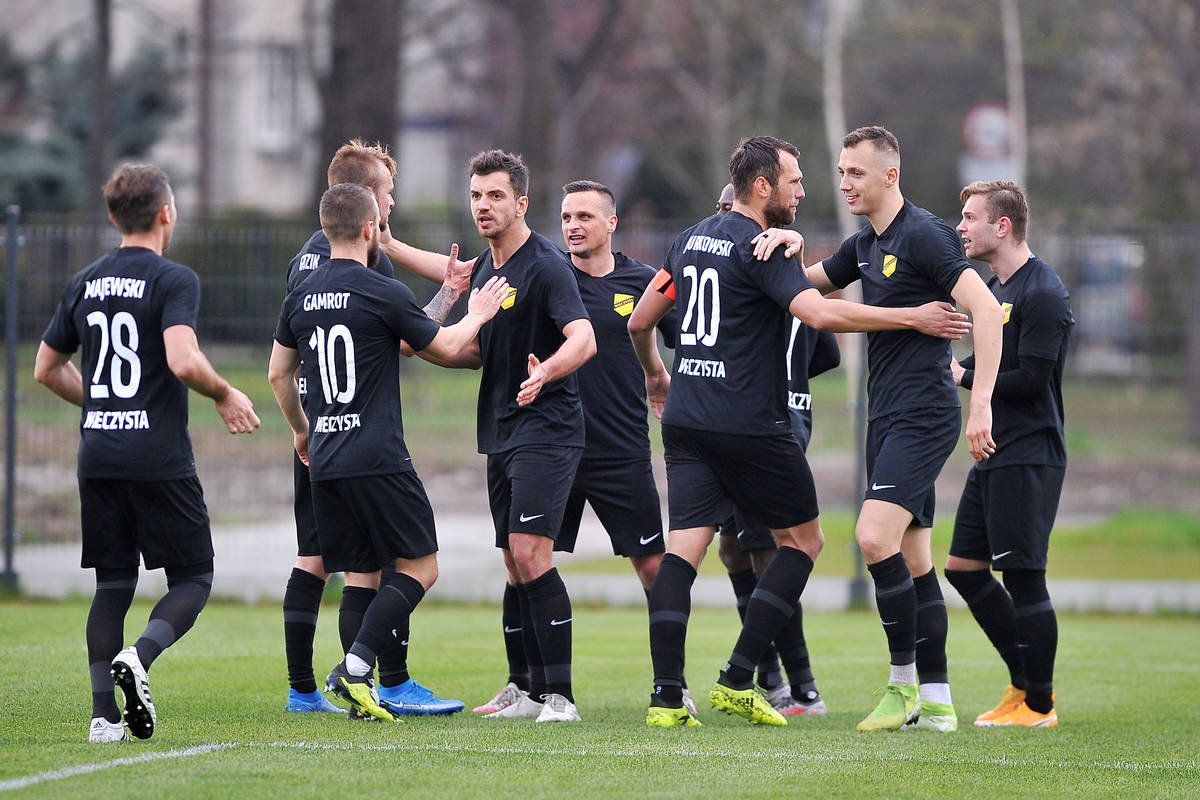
left=0, top=600, right=1196, bottom=798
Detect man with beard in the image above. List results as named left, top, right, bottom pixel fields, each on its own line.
left=281, top=140, right=467, bottom=717
left=630, top=136, right=972, bottom=727
left=269, top=183, right=508, bottom=720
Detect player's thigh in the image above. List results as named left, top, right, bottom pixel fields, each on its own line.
left=983, top=465, right=1065, bottom=570
left=78, top=478, right=139, bottom=570
left=131, top=476, right=214, bottom=571
left=505, top=445, right=583, bottom=542
left=948, top=467, right=990, bottom=564
left=864, top=408, right=960, bottom=528
left=662, top=424, right=732, bottom=531
left=708, top=433, right=819, bottom=530
left=582, top=457, right=665, bottom=557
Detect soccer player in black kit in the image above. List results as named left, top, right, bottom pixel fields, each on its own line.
left=946, top=181, right=1072, bottom=728
left=35, top=164, right=260, bottom=742
left=269, top=183, right=507, bottom=720
left=281, top=140, right=467, bottom=717
left=757, top=125, right=1004, bottom=732
left=714, top=187, right=840, bottom=718
left=630, top=136, right=972, bottom=727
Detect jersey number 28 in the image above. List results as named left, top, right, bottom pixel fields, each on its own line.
left=86, top=311, right=141, bottom=399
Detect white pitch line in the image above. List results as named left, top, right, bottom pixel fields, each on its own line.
left=0, top=743, right=234, bottom=792
left=4, top=739, right=1194, bottom=792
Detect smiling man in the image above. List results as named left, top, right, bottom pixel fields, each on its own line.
left=760, top=125, right=1005, bottom=732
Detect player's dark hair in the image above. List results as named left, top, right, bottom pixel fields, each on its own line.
left=842, top=125, right=901, bottom=158
left=328, top=139, right=397, bottom=190
left=728, top=136, right=800, bottom=202
left=104, top=164, right=172, bottom=234
left=961, top=180, right=1029, bottom=241
left=469, top=149, right=529, bottom=198
left=320, top=183, right=377, bottom=244
left=562, top=180, right=616, bottom=214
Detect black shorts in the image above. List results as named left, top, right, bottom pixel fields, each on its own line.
left=718, top=509, right=777, bottom=552
left=486, top=445, right=583, bottom=548
left=311, top=471, right=437, bottom=572
left=293, top=452, right=320, bottom=557
left=864, top=407, right=961, bottom=528
left=949, top=464, right=1065, bottom=570
left=78, top=476, right=213, bottom=570
left=557, top=456, right=665, bottom=556
left=662, top=424, right=818, bottom=531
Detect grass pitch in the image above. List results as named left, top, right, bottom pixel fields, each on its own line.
left=0, top=600, right=1196, bottom=799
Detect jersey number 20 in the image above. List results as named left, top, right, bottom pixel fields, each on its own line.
left=86, top=311, right=141, bottom=399
left=679, top=265, right=721, bottom=346
left=308, top=324, right=356, bottom=404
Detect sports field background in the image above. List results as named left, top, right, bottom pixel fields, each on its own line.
left=1, top=600, right=1196, bottom=798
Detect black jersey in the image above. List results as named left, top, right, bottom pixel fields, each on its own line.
left=574, top=252, right=676, bottom=458
left=42, top=247, right=201, bottom=481
left=659, top=211, right=815, bottom=436
left=966, top=256, right=1073, bottom=471
left=786, top=321, right=840, bottom=448
left=285, top=229, right=395, bottom=293
left=274, top=258, right=440, bottom=480
left=473, top=231, right=590, bottom=454
left=823, top=200, right=970, bottom=419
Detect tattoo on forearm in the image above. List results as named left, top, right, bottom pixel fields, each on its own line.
left=423, top=285, right=461, bottom=323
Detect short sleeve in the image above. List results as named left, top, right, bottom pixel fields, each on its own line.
left=822, top=234, right=862, bottom=289
left=41, top=280, right=81, bottom=354
left=1017, top=291, right=1073, bottom=362
left=160, top=266, right=200, bottom=332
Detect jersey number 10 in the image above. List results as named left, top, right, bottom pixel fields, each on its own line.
left=308, top=324, right=357, bottom=404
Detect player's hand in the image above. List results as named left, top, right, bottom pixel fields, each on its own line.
left=949, top=355, right=966, bottom=386
left=443, top=243, right=474, bottom=294
left=517, top=353, right=548, bottom=406
left=965, top=405, right=995, bottom=461
left=215, top=387, right=260, bottom=434
left=644, top=371, right=670, bottom=420
left=752, top=228, right=805, bottom=261
left=377, top=218, right=393, bottom=248
left=912, top=301, right=971, bottom=339
left=468, top=275, right=509, bottom=321
left=294, top=430, right=309, bottom=466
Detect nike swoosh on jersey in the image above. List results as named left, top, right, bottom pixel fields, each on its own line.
left=858, top=261, right=871, bottom=270
left=549, top=618, right=573, bottom=626
left=518, top=512, right=545, bottom=523
left=503, top=626, right=522, bottom=634
left=639, top=532, right=662, bottom=545
left=991, top=550, right=1013, bottom=560
left=881, top=620, right=900, bottom=626
left=871, top=482, right=897, bottom=491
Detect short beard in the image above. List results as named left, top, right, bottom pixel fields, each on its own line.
left=366, top=238, right=380, bottom=268
left=763, top=200, right=795, bottom=229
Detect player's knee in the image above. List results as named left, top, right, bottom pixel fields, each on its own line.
left=1001, top=568, right=1049, bottom=605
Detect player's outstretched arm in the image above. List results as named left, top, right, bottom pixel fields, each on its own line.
left=789, top=289, right=971, bottom=338
left=164, top=325, right=259, bottom=434
left=629, top=282, right=675, bottom=420
left=382, top=235, right=476, bottom=285
left=33, top=342, right=84, bottom=406
left=951, top=269, right=1004, bottom=461
left=267, top=341, right=309, bottom=463
left=516, top=318, right=596, bottom=407
left=421, top=275, right=509, bottom=362
left=421, top=243, right=474, bottom=323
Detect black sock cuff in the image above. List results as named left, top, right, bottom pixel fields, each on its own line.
left=288, top=567, right=327, bottom=596
left=340, top=585, right=376, bottom=612
left=523, top=567, right=566, bottom=601
left=867, top=553, right=911, bottom=588
left=661, top=552, right=698, bottom=581
left=384, top=571, right=426, bottom=606
left=912, top=567, right=945, bottom=606
left=772, top=546, right=815, bottom=573
left=1002, top=568, right=1049, bottom=602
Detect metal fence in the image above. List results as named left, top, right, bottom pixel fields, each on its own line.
left=3, top=211, right=1199, bottom=595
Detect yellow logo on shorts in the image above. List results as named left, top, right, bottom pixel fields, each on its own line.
left=882, top=254, right=897, bottom=278
left=613, top=293, right=635, bottom=317
left=501, top=286, right=518, bottom=310
left=1001, top=301, right=1013, bottom=324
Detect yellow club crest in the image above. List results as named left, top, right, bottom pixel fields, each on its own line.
left=1001, top=301, right=1013, bottom=324
left=882, top=254, right=897, bottom=278
left=613, top=293, right=635, bottom=317
left=501, top=286, right=518, bottom=310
